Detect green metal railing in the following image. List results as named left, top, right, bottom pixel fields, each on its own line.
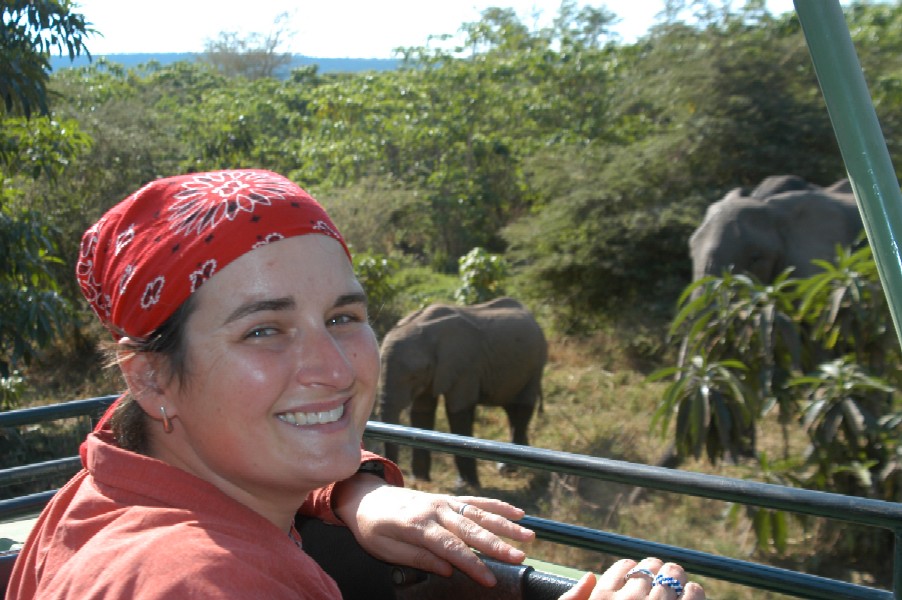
left=1, top=396, right=898, bottom=599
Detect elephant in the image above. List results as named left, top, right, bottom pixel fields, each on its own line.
left=376, top=297, right=548, bottom=488
left=749, top=174, right=815, bottom=199
left=689, top=176, right=863, bottom=285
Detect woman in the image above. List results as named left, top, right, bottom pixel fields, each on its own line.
left=6, top=169, right=703, bottom=599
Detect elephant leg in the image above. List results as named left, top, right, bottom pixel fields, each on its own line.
left=446, top=406, right=479, bottom=488
left=409, top=397, right=438, bottom=481
left=498, top=403, right=535, bottom=476
left=383, top=441, right=399, bottom=465
left=505, top=403, right=533, bottom=446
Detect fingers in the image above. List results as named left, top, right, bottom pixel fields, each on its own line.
left=606, top=557, right=662, bottom=598
left=561, top=557, right=704, bottom=600
left=455, top=499, right=536, bottom=546
left=648, top=562, right=686, bottom=599
left=557, top=572, right=598, bottom=600
left=416, top=517, right=500, bottom=586
left=681, top=581, right=705, bottom=600
left=455, top=495, right=527, bottom=521
left=418, top=497, right=535, bottom=585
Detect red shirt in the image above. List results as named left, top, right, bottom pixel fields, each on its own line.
left=6, top=429, right=401, bottom=599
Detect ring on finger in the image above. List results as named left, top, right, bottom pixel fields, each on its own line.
left=457, top=503, right=470, bottom=516
left=624, top=567, right=655, bottom=583
left=652, top=574, right=684, bottom=598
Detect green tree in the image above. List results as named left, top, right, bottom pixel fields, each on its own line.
left=657, top=246, right=902, bottom=559
left=505, top=2, right=849, bottom=323
left=654, top=270, right=801, bottom=462
left=454, top=247, right=508, bottom=305
left=1, top=0, right=93, bottom=117
left=0, top=0, right=92, bottom=399
left=0, top=203, right=72, bottom=385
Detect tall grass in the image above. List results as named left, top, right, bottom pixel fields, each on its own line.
left=384, top=329, right=887, bottom=599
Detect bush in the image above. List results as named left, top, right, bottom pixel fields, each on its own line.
left=454, top=247, right=508, bottom=305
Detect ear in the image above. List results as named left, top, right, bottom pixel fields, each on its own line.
left=117, top=340, right=178, bottom=419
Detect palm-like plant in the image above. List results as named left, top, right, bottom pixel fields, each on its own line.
left=796, top=243, right=898, bottom=379
left=656, top=269, right=802, bottom=462
left=649, top=354, right=752, bottom=462
left=789, top=358, right=897, bottom=497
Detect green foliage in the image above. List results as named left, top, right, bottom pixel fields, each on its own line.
left=795, top=243, right=897, bottom=376
left=0, top=0, right=93, bottom=118
left=503, top=144, right=700, bottom=328
left=654, top=270, right=802, bottom=463
left=454, top=247, right=508, bottom=305
left=662, top=241, right=902, bottom=553
left=727, top=451, right=808, bottom=555
left=387, top=266, right=458, bottom=315
left=353, top=253, right=400, bottom=336
left=0, top=114, right=92, bottom=180
left=0, top=205, right=72, bottom=379
left=1, top=370, right=26, bottom=410
left=788, top=358, right=897, bottom=496
left=648, top=354, right=753, bottom=462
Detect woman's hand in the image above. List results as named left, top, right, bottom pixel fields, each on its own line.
left=331, top=475, right=535, bottom=587
left=560, top=557, right=705, bottom=600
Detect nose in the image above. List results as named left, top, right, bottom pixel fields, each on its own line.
left=293, top=327, right=355, bottom=389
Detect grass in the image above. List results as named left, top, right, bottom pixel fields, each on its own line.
left=372, top=329, right=891, bottom=599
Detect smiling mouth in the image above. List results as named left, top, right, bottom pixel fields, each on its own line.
left=277, top=404, right=345, bottom=426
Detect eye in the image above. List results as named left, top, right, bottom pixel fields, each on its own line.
left=327, top=313, right=362, bottom=327
left=244, top=326, right=280, bottom=339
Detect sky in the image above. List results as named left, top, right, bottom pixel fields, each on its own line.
left=71, top=0, right=810, bottom=58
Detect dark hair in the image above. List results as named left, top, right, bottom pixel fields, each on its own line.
left=108, top=295, right=196, bottom=453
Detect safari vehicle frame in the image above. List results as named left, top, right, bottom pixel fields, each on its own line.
left=2, top=1, right=902, bottom=598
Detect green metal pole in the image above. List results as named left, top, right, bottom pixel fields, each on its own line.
left=794, top=0, right=902, bottom=351
left=794, top=2, right=902, bottom=599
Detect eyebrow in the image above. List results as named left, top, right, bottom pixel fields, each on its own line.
left=223, top=297, right=296, bottom=326
left=222, top=293, right=368, bottom=326
left=335, top=292, right=369, bottom=309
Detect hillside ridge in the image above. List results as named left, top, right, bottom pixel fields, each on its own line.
left=50, top=53, right=400, bottom=75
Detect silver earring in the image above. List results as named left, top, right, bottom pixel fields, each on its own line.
left=160, top=406, right=173, bottom=434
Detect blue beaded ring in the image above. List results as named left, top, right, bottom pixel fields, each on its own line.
left=623, top=566, right=655, bottom=582
left=653, top=574, right=684, bottom=597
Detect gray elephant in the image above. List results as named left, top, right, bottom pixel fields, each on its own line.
left=749, top=174, right=815, bottom=199
left=689, top=177, right=863, bottom=284
left=376, top=297, right=547, bottom=488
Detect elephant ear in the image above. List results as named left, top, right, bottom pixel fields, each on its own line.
left=431, top=317, right=481, bottom=397
left=737, top=204, right=782, bottom=282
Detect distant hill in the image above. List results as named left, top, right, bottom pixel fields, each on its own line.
left=49, top=53, right=400, bottom=76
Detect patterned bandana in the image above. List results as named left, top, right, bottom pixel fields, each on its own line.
left=76, top=169, right=350, bottom=340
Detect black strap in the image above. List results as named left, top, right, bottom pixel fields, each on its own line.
left=296, top=516, right=576, bottom=600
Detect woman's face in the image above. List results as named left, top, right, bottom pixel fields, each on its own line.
left=153, top=235, right=379, bottom=523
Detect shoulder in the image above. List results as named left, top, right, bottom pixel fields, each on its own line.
left=40, top=521, right=339, bottom=599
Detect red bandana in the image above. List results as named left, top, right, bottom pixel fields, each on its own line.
left=76, top=169, right=350, bottom=340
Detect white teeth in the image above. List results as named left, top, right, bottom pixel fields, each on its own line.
left=278, top=404, right=344, bottom=426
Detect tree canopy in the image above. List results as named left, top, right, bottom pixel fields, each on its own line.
left=1, top=0, right=93, bottom=118
left=9, top=0, right=902, bottom=356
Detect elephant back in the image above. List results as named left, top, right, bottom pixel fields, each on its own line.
left=764, top=188, right=862, bottom=241
left=380, top=298, right=547, bottom=401
left=689, top=180, right=863, bottom=284
left=750, top=174, right=814, bottom=199
left=391, top=297, right=527, bottom=329
left=826, top=178, right=852, bottom=194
